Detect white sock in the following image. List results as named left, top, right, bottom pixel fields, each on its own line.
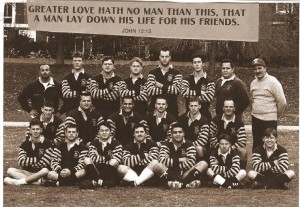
left=123, top=169, right=139, bottom=182
left=17, top=178, right=27, bottom=185
left=135, top=167, right=154, bottom=186
left=213, top=174, right=225, bottom=185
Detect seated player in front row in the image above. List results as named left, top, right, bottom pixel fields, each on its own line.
left=4, top=119, right=53, bottom=185
left=47, top=124, right=88, bottom=186
left=207, top=133, right=246, bottom=189
left=83, top=121, right=123, bottom=187
left=248, top=128, right=295, bottom=189
left=127, top=122, right=208, bottom=188
left=118, top=123, right=159, bottom=186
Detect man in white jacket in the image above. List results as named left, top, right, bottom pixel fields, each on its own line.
left=250, top=58, right=287, bottom=151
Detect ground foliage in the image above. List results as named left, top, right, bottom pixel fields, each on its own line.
left=3, top=127, right=299, bottom=207
left=4, top=62, right=299, bottom=125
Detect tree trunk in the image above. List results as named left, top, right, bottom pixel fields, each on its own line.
left=208, top=40, right=217, bottom=78
left=56, top=33, right=64, bottom=65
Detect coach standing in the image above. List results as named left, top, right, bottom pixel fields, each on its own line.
left=250, top=58, right=286, bottom=150
left=18, top=64, right=63, bottom=118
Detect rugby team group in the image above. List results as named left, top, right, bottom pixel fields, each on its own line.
left=4, top=47, right=295, bottom=189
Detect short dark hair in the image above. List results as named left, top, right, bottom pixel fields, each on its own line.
left=264, top=128, right=277, bottom=138
left=221, top=59, right=234, bottom=68
left=218, top=133, right=232, bottom=144
left=170, top=122, right=184, bottom=133
left=43, top=101, right=54, bottom=108
left=80, top=91, right=92, bottom=99
left=65, top=123, right=78, bottom=131
left=29, top=118, right=43, bottom=128
left=72, top=51, right=84, bottom=59
left=102, top=56, right=114, bottom=65
left=188, top=96, right=201, bottom=105
left=99, top=121, right=112, bottom=131
left=160, top=47, right=171, bottom=56
left=192, top=55, right=206, bottom=62
left=133, top=123, right=147, bottom=132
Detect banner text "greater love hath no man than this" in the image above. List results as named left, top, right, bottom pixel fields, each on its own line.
left=27, top=1, right=259, bottom=41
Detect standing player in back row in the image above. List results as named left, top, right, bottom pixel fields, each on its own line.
left=145, top=47, right=182, bottom=117
left=89, top=56, right=122, bottom=119
left=181, top=55, right=215, bottom=121
left=62, top=51, right=91, bottom=115
left=215, top=59, right=249, bottom=117
left=119, top=57, right=148, bottom=116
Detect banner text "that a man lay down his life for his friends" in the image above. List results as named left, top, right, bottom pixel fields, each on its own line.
left=27, top=0, right=259, bottom=41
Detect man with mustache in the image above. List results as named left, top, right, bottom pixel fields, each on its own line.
left=250, top=58, right=286, bottom=151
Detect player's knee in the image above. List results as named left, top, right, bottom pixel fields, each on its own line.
left=109, top=159, right=119, bottom=168
left=75, top=169, right=86, bottom=178
left=47, top=171, right=58, bottom=180
left=7, top=167, right=17, bottom=177
left=285, top=170, right=295, bottom=179
left=247, top=170, right=257, bottom=180
left=117, top=165, right=130, bottom=175
left=237, top=147, right=247, bottom=160
left=84, top=157, right=93, bottom=165
left=236, top=169, right=246, bottom=181
left=39, top=168, right=50, bottom=175
left=196, top=146, right=205, bottom=158
left=206, top=168, right=214, bottom=177
left=195, top=160, right=208, bottom=172
left=147, top=160, right=159, bottom=170
left=152, top=162, right=166, bottom=175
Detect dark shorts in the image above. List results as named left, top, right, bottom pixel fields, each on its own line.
left=132, top=166, right=145, bottom=175
left=95, top=163, right=119, bottom=182
left=154, top=168, right=184, bottom=187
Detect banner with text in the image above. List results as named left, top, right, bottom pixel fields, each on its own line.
left=27, top=1, right=259, bottom=41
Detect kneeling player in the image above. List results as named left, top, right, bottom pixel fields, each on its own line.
left=118, top=123, right=159, bottom=186
left=83, top=121, right=123, bottom=187
left=4, top=119, right=52, bottom=185
left=47, top=124, right=88, bottom=186
left=248, top=128, right=295, bottom=189
left=207, top=133, right=246, bottom=189
left=178, top=97, right=210, bottom=160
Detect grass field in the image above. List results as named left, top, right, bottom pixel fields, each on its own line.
left=3, top=61, right=299, bottom=206
left=3, top=127, right=299, bottom=207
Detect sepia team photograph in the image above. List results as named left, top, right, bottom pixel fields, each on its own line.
left=1, top=0, right=299, bottom=206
